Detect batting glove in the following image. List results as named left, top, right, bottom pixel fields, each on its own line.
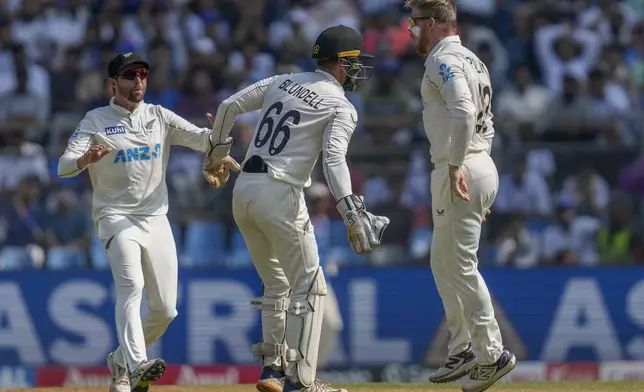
left=202, top=137, right=241, bottom=188
left=336, top=195, right=390, bottom=254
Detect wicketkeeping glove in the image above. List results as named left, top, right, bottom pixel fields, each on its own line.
left=336, top=195, right=390, bottom=254
left=202, top=136, right=241, bottom=188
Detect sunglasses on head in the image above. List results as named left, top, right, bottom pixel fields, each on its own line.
left=118, top=68, right=149, bottom=80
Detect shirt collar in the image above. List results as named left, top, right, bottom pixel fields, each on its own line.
left=428, top=35, right=461, bottom=58
left=315, top=69, right=344, bottom=91
left=109, top=97, right=145, bottom=116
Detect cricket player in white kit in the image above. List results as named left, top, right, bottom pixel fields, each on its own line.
left=406, top=1, right=516, bottom=391
left=201, top=26, right=389, bottom=392
left=58, top=52, right=235, bottom=392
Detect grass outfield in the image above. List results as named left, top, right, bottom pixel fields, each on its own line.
left=9, top=382, right=644, bottom=392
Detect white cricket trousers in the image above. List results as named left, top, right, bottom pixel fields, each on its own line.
left=232, top=173, right=322, bottom=369
left=430, top=152, right=503, bottom=365
left=97, top=214, right=178, bottom=372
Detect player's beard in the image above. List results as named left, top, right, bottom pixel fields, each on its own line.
left=414, top=30, right=432, bottom=55
left=117, top=83, right=145, bottom=103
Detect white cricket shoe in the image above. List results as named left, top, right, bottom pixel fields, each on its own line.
left=256, top=365, right=286, bottom=392
left=129, top=358, right=166, bottom=392
left=107, top=352, right=129, bottom=392
left=283, top=379, right=348, bottom=392
left=461, top=349, right=516, bottom=392
left=428, top=343, right=477, bottom=383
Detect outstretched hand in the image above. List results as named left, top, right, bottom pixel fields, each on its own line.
left=78, top=144, right=112, bottom=169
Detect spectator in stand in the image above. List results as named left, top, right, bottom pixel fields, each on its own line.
left=0, top=176, right=47, bottom=269
left=43, top=188, right=91, bottom=268
left=495, top=154, right=552, bottom=217
left=0, top=64, right=47, bottom=132
left=361, top=58, right=419, bottom=146
left=175, top=68, right=219, bottom=125
left=50, top=48, right=83, bottom=113
left=597, top=191, right=640, bottom=265
left=495, top=215, right=540, bottom=268
left=541, top=200, right=601, bottom=266
left=534, top=21, right=601, bottom=93
left=541, top=75, right=591, bottom=142
left=559, top=165, right=610, bottom=218
left=369, top=160, right=413, bottom=265
left=495, top=64, right=552, bottom=140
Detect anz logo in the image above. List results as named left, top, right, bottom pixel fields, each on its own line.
left=113, top=143, right=161, bottom=164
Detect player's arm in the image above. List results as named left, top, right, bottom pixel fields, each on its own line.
left=209, top=75, right=280, bottom=155
left=430, top=56, right=477, bottom=168
left=323, top=106, right=389, bottom=254
left=201, top=75, right=280, bottom=188
left=57, top=114, right=106, bottom=178
left=322, top=106, right=355, bottom=202
left=161, top=107, right=212, bottom=152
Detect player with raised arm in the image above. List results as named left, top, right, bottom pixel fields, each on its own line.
left=406, top=1, right=516, bottom=391
left=201, top=26, right=390, bottom=392
left=58, top=52, right=238, bottom=392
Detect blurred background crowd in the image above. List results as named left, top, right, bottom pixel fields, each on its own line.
left=1, top=0, right=644, bottom=271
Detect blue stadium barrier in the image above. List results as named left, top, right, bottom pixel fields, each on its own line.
left=0, top=267, right=642, bottom=367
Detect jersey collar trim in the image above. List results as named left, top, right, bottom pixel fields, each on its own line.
left=109, top=97, right=145, bottom=116
left=427, top=35, right=462, bottom=61
left=315, top=69, right=343, bottom=91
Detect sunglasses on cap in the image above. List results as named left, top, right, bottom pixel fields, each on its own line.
left=117, top=68, right=149, bottom=81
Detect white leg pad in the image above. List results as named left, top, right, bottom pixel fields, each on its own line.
left=284, top=267, right=328, bottom=387
left=250, top=294, right=290, bottom=367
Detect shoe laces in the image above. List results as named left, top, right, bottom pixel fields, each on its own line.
left=469, top=363, right=497, bottom=381
left=112, top=365, right=128, bottom=384
left=310, top=380, right=336, bottom=392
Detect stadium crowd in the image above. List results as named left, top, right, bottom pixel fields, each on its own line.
left=0, top=0, right=644, bottom=270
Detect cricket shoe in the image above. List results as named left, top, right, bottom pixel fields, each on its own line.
left=428, top=343, right=476, bottom=383
left=129, top=358, right=167, bottom=392
left=461, top=349, right=516, bottom=392
left=107, top=352, right=129, bottom=392
left=256, top=365, right=286, bottom=392
left=283, top=379, right=348, bottom=392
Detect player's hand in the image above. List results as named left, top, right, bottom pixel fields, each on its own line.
left=78, top=144, right=112, bottom=169
left=336, top=195, right=390, bottom=254
left=202, top=154, right=241, bottom=188
left=483, top=209, right=491, bottom=223
left=449, top=164, right=470, bottom=202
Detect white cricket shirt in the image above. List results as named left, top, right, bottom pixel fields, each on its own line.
left=210, top=70, right=358, bottom=201
left=58, top=98, right=213, bottom=221
left=421, top=36, right=495, bottom=167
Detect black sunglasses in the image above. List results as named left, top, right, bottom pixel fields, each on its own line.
left=408, top=15, right=433, bottom=27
